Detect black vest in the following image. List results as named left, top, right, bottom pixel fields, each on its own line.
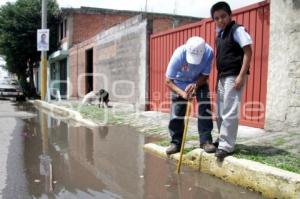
left=216, top=21, right=244, bottom=77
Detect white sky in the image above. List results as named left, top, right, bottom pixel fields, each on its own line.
left=0, top=56, right=5, bottom=66
left=0, top=0, right=264, bottom=18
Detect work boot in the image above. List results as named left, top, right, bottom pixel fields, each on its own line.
left=213, top=138, right=219, bottom=148
left=200, top=141, right=216, bottom=153
left=166, top=143, right=180, bottom=155
left=215, top=149, right=233, bottom=161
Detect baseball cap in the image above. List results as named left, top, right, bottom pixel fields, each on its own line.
left=185, top=36, right=205, bottom=65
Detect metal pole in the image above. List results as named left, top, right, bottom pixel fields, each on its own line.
left=145, top=0, right=148, bottom=12
left=41, top=0, right=47, bottom=100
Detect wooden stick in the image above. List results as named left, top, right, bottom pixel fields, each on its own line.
left=176, top=101, right=192, bottom=174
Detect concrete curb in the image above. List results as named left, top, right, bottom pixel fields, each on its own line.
left=144, top=143, right=300, bottom=199
left=32, top=100, right=99, bottom=127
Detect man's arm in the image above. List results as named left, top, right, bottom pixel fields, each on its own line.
left=185, top=75, right=209, bottom=97
left=196, top=75, right=209, bottom=88
left=235, top=45, right=252, bottom=89
left=166, top=77, right=189, bottom=100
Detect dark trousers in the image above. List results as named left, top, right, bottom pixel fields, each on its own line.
left=168, top=84, right=213, bottom=147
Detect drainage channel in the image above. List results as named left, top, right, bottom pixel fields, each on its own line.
left=6, top=104, right=264, bottom=198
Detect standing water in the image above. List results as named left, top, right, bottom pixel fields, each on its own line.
left=3, top=103, right=263, bottom=199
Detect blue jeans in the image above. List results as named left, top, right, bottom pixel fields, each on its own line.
left=168, top=84, right=213, bottom=147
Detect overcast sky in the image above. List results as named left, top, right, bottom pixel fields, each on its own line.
left=0, top=0, right=263, bottom=17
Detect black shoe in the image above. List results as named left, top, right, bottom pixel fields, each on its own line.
left=166, top=143, right=180, bottom=155
left=215, top=149, right=232, bottom=161
left=200, top=141, right=216, bottom=153
left=213, top=141, right=219, bottom=148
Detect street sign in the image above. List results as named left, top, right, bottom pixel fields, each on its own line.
left=37, top=29, right=49, bottom=51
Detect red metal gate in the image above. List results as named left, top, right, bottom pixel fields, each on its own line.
left=149, top=1, right=270, bottom=128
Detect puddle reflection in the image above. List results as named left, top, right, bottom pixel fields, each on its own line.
left=21, top=108, right=263, bottom=199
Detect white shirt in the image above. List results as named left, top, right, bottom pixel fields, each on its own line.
left=217, top=26, right=253, bottom=47
left=233, top=26, right=253, bottom=47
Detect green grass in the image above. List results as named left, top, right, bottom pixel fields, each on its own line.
left=273, top=138, right=287, bottom=145
left=71, top=104, right=126, bottom=124
left=233, top=144, right=300, bottom=174
left=155, top=138, right=300, bottom=174
left=155, top=135, right=199, bottom=147
left=155, top=139, right=170, bottom=147
left=186, top=135, right=199, bottom=141
left=183, top=147, right=197, bottom=154
left=143, top=127, right=165, bottom=135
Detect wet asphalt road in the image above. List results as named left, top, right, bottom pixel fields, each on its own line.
left=0, top=100, right=264, bottom=199
left=0, top=99, right=35, bottom=199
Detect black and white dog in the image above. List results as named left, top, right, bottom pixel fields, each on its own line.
left=81, top=89, right=110, bottom=108
left=98, top=89, right=110, bottom=108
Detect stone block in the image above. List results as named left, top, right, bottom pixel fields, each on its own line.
left=264, top=119, right=285, bottom=131
left=286, top=107, right=300, bottom=127
left=288, top=93, right=300, bottom=106
left=296, top=79, right=300, bottom=94
left=288, top=62, right=300, bottom=78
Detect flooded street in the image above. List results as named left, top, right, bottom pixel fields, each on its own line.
left=0, top=101, right=263, bottom=199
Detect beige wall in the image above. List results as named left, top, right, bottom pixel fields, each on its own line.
left=265, top=0, right=300, bottom=131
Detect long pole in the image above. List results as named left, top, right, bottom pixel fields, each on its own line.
left=145, top=0, right=148, bottom=12
left=176, top=101, right=192, bottom=174
left=41, top=0, right=47, bottom=100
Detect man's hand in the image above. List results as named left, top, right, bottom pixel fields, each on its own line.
left=184, top=83, right=196, bottom=100
left=180, top=91, right=194, bottom=101
left=180, top=91, right=189, bottom=100
left=235, top=74, right=246, bottom=90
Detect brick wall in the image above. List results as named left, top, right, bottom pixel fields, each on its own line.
left=68, top=47, right=78, bottom=97
left=152, top=17, right=196, bottom=33
left=72, top=13, right=133, bottom=45
left=69, top=36, right=96, bottom=97
left=64, top=10, right=199, bottom=46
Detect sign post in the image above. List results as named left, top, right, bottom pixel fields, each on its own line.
left=39, top=0, right=48, bottom=100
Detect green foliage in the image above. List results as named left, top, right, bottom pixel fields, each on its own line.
left=0, top=0, right=60, bottom=95
left=155, top=139, right=300, bottom=174
left=73, top=104, right=127, bottom=124
left=233, top=144, right=300, bottom=174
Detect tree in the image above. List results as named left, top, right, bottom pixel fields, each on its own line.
left=0, top=0, right=60, bottom=97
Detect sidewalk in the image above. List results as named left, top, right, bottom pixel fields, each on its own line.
left=34, top=99, right=300, bottom=199
left=50, top=99, right=299, bottom=155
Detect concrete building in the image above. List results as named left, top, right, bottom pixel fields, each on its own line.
left=47, top=7, right=200, bottom=101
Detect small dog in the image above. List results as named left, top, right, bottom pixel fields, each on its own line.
left=81, top=89, right=110, bottom=108
left=98, top=89, right=110, bottom=108
left=81, top=91, right=99, bottom=105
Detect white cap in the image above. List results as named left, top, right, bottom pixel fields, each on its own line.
left=185, top=36, right=205, bottom=65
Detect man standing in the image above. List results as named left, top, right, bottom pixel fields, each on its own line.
left=165, top=36, right=216, bottom=155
